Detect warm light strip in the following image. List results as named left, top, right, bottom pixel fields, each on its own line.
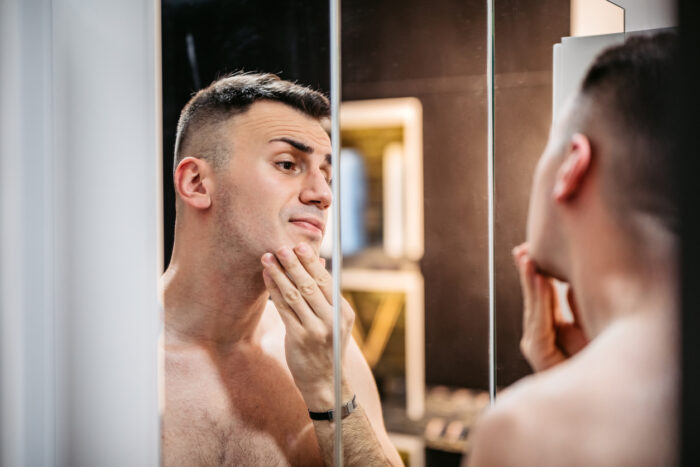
left=570, top=0, right=624, bottom=37
left=339, top=98, right=423, bottom=261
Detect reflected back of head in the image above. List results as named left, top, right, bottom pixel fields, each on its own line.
left=576, top=32, right=680, bottom=233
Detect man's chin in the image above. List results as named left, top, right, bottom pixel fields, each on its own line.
left=530, top=254, right=567, bottom=282
left=300, top=238, right=322, bottom=255
left=282, top=233, right=322, bottom=255
left=528, top=240, right=564, bottom=281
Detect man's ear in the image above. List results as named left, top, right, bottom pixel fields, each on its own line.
left=173, top=157, right=213, bottom=210
left=552, top=133, right=592, bottom=202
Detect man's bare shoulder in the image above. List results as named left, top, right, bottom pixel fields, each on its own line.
left=467, top=321, right=678, bottom=467
left=466, top=359, right=586, bottom=467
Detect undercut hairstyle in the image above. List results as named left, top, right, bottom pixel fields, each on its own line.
left=173, top=72, right=330, bottom=174
left=578, top=32, right=679, bottom=232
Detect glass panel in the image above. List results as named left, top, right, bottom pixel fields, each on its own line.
left=491, top=1, right=678, bottom=465
left=493, top=0, right=574, bottom=390
left=160, top=1, right=335, bottom=466
left=493, top=0, right=635, bottom=393
left=161, top=0, right=330, bottom=268
left=340, top=1, right=490, bottom=465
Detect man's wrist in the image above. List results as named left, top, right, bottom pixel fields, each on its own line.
left=298, top=379, right=354, bottom=412
left=308, top=394, right=358, bottom=421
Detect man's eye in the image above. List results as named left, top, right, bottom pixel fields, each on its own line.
left=276, top=161, right=296, bottom=171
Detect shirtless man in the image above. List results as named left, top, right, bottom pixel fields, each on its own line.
left=467, top=33, right=679, bottom=466
left=161, top=73, right=402, bottom=466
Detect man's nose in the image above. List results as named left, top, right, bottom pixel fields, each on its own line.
left=299, top=169, right=332, bottom=210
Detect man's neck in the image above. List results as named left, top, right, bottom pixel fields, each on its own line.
left=161, top=246, right=269, bottom=351
left=567, top=215, right=679, bottom=339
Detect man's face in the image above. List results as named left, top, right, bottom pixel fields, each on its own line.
left=212, top=101, right=332, bottom=261
left=525, top=103, right=572, bottom=280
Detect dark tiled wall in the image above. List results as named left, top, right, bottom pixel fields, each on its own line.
left=342, top=0, right=490, bottom=389
left=494, top=0, right=570, bottom=387
left=342, top=0, right=569, bottom=389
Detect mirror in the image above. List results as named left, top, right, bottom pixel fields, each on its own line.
left=161, top=0, right=331, bottom=269
left=493, top=0, right=676, bottom=393
left=158, top=0, right=510, bottom=464
left=160, top=1, right=335, bottom=465
left=484, top=1, right=678, bottom=465
left=493, top=0, right=576, bottom=390
left=340, top=1, right=490, bottom=465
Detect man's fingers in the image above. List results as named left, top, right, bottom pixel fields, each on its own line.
left=515, top=252, right=536, bottom=317
left=512, top=244, right=553, bottom=329
left=513, top=243, right=570, bottom=372
left=294, top=243, right=356, bottom=335
left=294, top=243, right=333, bottom=303
left=512, top=243, right=528, bottom=259
left=537, top=275, right=556, bottom=330
left=274, top=246, right=332, bottom=324
left=262, top=253, right=317, bottom=325
left=513, top=245, right=535, bottom=291
left=263, top=268, right=303, bottom=330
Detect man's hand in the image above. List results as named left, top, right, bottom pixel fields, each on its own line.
left=261, top=243, right=355, bottom=410
left=513, top=243, right=588, bottom=372
left=262, top=243, right=404, bottom=466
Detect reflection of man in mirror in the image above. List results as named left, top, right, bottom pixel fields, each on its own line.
left=161, top=73, right=402, bottom=466
left=468, top=33, right=679, bottom=466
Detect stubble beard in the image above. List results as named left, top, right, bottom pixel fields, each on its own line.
left=212, top=183, right=263, bottom=277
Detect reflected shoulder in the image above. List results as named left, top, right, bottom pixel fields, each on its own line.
left=466, top=358, right=595, bottom=467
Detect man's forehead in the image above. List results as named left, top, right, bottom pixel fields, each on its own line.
left=230, top=101, right=331, bottom=152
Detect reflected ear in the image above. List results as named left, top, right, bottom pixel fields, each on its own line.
left=552, top=133, right=592, bottom=202
left=173, top=157, right=212, bottom=210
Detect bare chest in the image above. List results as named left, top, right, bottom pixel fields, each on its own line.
left=162, top=348, right=324, bottom=467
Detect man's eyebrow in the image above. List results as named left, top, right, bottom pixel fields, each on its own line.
left=269, top=137, right=313, bottom=154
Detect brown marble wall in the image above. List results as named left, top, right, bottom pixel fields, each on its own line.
left=343, top=0, right=490, bottom=389
left=342, top=0, right=570, bottom=390
left=494, top=0, right=570, bottom=387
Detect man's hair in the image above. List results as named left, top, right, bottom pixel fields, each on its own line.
left=173, top=72, right=330, bottom=173
left=578, top=32, right=679, bottom=232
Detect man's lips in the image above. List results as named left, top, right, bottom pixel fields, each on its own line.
left=289, top=217, right=325, bottom=235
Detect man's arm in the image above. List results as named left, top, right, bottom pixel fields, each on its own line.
left=261, top=243, right=402, bottom=466
left=342, top=338, right=403, bottom=466
left=309, top=375, right=399, bottom=466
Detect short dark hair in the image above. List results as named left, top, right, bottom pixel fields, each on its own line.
left=579, top=32, right=679, bottom=232
left=173, top=72, right=330, bottom=173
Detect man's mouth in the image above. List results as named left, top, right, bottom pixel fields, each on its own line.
left=289, top=217, right=325, bottom=236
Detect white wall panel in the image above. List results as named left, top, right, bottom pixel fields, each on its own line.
left=0, top=0, right=161, bottom=465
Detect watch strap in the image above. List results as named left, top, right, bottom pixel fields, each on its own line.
left=308, top=394, right=358, bottom=421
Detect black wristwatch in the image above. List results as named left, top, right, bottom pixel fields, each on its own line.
left=308, top=394, right=358, bottom=421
